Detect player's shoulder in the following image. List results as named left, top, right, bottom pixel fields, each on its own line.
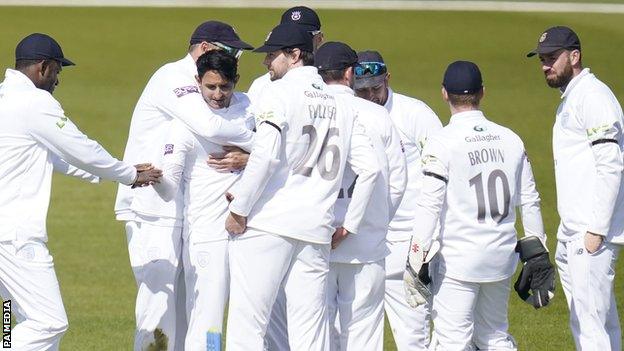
left=484, top=119, right=526, bottom=147
left=391, top=91, right=436, bottom=114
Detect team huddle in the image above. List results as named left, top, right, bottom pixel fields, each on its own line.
left=0, top=5, right=622, bottom=351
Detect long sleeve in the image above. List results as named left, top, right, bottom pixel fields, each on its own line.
left=229, top=122, right=282, bottom=216
left=517, top=150, right=546, bottom=243
left=342, top=119, right=381, bottom=234
left=50, top=154, right=100, bottom=184
left=28, top=96, right=137, bottom=185
left=412, top=137, right=449, bottom=249
left=385, top=122, right=407, bottom=219
left=582, top=92, right=624, bottom=235
left=157, top=80, right=255, bottom=152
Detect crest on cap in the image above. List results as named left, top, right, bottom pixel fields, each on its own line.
left=539, top=32, right=547, bottom=43
left=291, top=11, right=301, bottom=21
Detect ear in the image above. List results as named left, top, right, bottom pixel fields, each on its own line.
left=570, top=49, right=582, bottom=66
left=289, top=48, right=302, bottom=64
left=195, top=74, right=201, bottom=85
left=385, top=72, right=390, bottom=85
left=480, top=86, right=485, bottom=100
left=37, top=60, right=48, bottom=77
left=234, top=74, right=240, bottom=84
left=441, top=87, right=449, bottom=102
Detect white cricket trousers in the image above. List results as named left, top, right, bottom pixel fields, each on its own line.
left=556, top=236, right=621, bottom=351
left=126, top=221, right=183, bottom=351
left=385, top=239, right=430, bottom=350
left=327, top=260, right=385, bottom=351
left=226, top=229, right=330, bottom=351
left=0, top=240, right=68, bottom=351
left=182, top=236, right=228, bottom=351
left=430, top=272, right=516, bottom=351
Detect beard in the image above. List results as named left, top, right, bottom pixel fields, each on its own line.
left=545, top=61, right=573, bottom=89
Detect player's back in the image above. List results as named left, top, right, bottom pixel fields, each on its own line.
left=247, top=66, right=358, bottom=244
left=425, top=110, right=527, bottom=282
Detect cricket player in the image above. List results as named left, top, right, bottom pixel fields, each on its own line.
left=354, top=50, right=442, bottom=350
left=403, top=61, right=553, bottom=350
left=528, top=26, right=624, bottom=350
left=315, top=41, right=407, bottom=351
left=0, top=33, right=161, bottom=351
left=247, top=6, right=324, bottom=101
left=152, top=50, right=254, bottom=350
left=224, top=24, right=380, bottom=351
left=114, top=21, right=255, bottom=350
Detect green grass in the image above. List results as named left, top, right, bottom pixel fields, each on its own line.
left=0, top=6, right=623, bottom=350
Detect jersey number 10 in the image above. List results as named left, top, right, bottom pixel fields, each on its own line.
left=469, top=170, right=511, bottom=223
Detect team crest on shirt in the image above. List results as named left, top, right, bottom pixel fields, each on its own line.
left=173, top=85, right=199, bottom=98
left=291, top=11, right=302, bottom=21
left=164, top=143, right=174, bottom=155
left=56, top=116, right=68, bottom=129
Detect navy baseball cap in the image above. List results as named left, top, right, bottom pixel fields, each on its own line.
left=442, top=61, right=483, bottom=94
left=254, top=23, right=314, bottom=53
left=280, top=6, right=321, bottom=32
left=527, top=26, right=581, bottom=57
left=354, top=50, right=387, bottom=89
left=314, top=42, right=358, bottom=71
left=190, top=21, right=253, bottom=50
left=15, top=33, right=74, bottom=66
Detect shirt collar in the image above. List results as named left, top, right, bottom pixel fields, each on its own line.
left=383, top=87, right=394, bottom=111
left=449, top=109, right=486, bottom=124
left=326, top=83, right=354, bottom=96
left=561, top=67, right=591, bottom=99
left=181, top=54, right=197, bottom=78
left=282, top=66, right=320, bottom=83
left=3, top=69, right=37, bottom=90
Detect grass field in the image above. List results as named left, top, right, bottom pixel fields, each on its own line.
left=1, top=5, right=623, bottom=350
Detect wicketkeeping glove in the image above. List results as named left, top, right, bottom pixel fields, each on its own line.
left=514, top=236, right=555, bottom=309
left=403, top=237, right=439, bottom=308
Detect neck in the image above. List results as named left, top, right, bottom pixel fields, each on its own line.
left=450, top=104, right=479, bottom=115
left=17, top=67, right=41, bottom=88
left=561, top=65, right=584, bottom=92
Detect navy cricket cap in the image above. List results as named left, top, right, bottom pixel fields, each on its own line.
left=527, top=26, right=581, bottom=57
left=15, top=33, right=74, bottom=66
left=190, top=21, right=254, bottom=50
left=254, top=23, right=314, bottom=53
left=280, top=6, right=321, bottom=32
left=442, top=61, right=483, bottom=94
left=314, top=42, right=358, bottom=71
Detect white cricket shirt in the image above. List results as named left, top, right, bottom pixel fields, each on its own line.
left=229, top=66, right=380, bottom=244
left=553, top=68, right=624, bottom=244
left=0, top=69, right=136, bottom=242
left=414, top=110, right=545, bottom=282
left=247, top=72, right=271, bottom=102
left=114, top=54, right=255, bottom=226
left=329, top=84, right=407, bottom=264
left=154, top=93, right=255, bottom=241
left=384, top=88, right=443, bottom=241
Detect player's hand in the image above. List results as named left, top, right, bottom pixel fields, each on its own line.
left=584, top=231, right=604, bottom=254
left=514, top=236, right=555, bottom=309
left=226, top=212, right=247, bottom=235
left=207, top=146, right=250, bottom=173
left=225, top=192, right=234, bottom=203
left=132, top=164, right=162, bottom=188
left=331, top=227, right=350, bottom=249
left=403, top=235, right=432, bottom=307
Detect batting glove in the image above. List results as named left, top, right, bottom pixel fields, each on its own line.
left=514, top=236, right=555, bottom=309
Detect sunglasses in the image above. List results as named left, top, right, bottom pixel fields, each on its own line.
left=354, top=62, right=387, bottom=77
left=212, top=42, right=243, bottom=59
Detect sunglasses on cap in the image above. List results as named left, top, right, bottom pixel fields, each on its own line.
left=309, top=30, right=322, bottom=36
left=212, top=42, right=243, bottom=59
left=354, top=62, right=387, bottom=77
